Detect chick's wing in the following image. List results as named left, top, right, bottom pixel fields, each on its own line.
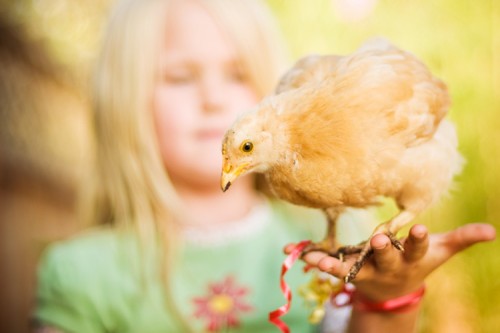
left=331, top=41, right=450, bottom=147
left=275, top=54, right=342, bottom=94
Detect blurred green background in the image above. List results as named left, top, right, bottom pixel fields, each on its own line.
left=0, top=0, right=498, bottom=332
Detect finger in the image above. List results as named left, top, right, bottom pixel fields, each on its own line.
left=371, top=233, right=400, bottom=272
left=316, top=255, right=377, bottom=281
left=303, top=251, right=376, bottom=281
left=403, top=224, right=429, bottom=262
left=301, top=251, right=330, bottom=267
left=443, top=223, right=496, bottom=254
left=302, top=251, right=350, bottom=279
left=316, top=255, right=351, bottom=279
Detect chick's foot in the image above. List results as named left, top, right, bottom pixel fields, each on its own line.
left=301, top=240, right=341, bottom=258
left=344, top=232, right=403, bottom=283
left=300, top=241, right=365, bottom=263
left=344, top=245, right=374, bottom=283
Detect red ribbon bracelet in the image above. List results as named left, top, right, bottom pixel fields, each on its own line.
left=269, top=240, right=311, bottom=333
left=353, top=285, right=426, bottom=313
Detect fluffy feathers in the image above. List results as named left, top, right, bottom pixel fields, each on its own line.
left=221, top=39, right=463, bottom=281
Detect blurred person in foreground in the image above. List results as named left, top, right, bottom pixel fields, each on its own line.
left=32, top=0, right=495, bottom=332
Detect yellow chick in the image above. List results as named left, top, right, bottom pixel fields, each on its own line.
left=220, top=39, right=463, bottom=282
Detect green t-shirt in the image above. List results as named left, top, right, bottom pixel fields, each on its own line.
left=35, top=201, right=337, bottom=333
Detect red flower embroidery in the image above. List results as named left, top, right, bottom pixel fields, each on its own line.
left=193, top=275, right=253, bottom=332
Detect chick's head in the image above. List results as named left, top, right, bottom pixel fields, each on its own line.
left=220, top=109, right=276, bottom=192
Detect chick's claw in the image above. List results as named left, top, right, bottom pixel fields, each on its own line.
left=331, top=244, right=364, bottom=262
left=344, top=232, right=405, bottom=283
left=300, top=242, right=341, bottom=259
left=345, top=246, right=374, bottom=283
left=388, top=232, right=405, bottom=252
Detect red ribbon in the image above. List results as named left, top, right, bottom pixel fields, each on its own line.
left=269, top=240, right=311, bottom=333
left=354, top=285, right=426, bottom=313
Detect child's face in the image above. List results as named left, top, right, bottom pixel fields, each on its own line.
left=153, top=1, right=259, bottom=189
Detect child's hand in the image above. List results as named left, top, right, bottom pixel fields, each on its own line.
left=289, top=223, right=495, bottom=302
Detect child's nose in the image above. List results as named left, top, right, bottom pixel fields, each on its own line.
left=200, top=75, right=226, bottom=113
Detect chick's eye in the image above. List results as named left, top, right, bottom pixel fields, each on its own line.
left=240, top=141, right=254, bottom=153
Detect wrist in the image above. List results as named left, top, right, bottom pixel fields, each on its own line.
left=331, top=283, right=426, bottom=313
left=352, top=285, right=426, bottom=313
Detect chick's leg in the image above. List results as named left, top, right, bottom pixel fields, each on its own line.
left=345, top=210, right=416, bottom=283
left=301, top=208, right=344, bottom=257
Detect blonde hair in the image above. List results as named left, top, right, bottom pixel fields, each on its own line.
left=81, top=0, right=289, bottom=330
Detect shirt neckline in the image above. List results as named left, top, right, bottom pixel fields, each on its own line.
left=181, top=200, right=272, bottom=247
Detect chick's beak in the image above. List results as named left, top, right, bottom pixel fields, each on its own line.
left=221, top=160, right=249, bottom=192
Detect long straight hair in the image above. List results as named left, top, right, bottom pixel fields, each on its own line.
left=80, top=0, right=289, bottom=330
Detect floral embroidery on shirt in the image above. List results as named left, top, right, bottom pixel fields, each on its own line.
left=193, top=275, right=253, bottom=332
